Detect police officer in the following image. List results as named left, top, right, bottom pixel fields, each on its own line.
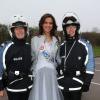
left=0, top=15, right=33, bottom=100
left=57, top=12, right=95, bottom=100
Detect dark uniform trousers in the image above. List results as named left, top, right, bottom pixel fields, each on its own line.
left=7, top=90, right=30, bottom=100
left=62, top=90, right=82, bottom=100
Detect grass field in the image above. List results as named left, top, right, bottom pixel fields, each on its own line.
left=93, top=46, right=100, bottom=57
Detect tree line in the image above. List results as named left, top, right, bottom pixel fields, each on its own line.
left=0, top=24, right=100, bottom=46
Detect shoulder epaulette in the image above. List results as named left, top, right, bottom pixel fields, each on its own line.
left=1, top=41, right=9, bottom=47
left=60, top=41, right=66, bottom=46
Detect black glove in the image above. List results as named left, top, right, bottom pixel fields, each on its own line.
left=82, top=73, right=93, bottom=92
left=0, top=80, right=4, bottom=90
left=2, top=71, right=8, bottom=88
left=82, top=84, right=90, bottom=92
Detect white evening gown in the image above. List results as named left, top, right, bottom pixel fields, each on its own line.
left=29, top=37, right=63, bottom=100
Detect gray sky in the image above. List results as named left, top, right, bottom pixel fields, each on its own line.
left=0, top=0, right=100, bottom=32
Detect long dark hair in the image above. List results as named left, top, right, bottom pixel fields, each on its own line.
left=39, top=13, right=57, bottom=37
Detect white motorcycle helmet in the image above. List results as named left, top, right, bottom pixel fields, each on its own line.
left=9, top=15, right=29, bottom=38
left=62, top=12, right=80, bottom=34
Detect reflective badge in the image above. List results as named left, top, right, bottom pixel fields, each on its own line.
left=76, top=71, right=81, bottom=76
left=60, top=70, right=63, bottom=75
left=78, top=56, right=81, bottom=60
left=15, top=71, right=20, bottom=76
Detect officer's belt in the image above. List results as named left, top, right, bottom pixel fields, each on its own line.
left=9, top=71, right=28, bottom=78
left=63, top=70, right=82, bottom=77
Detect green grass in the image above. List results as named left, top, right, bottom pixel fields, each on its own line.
left=93, top=46, right=100, bottom=57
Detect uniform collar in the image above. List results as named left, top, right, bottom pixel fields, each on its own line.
left=12, top=37, right=26, bottom=46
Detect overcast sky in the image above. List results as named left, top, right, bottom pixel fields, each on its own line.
left=0, top=0, right=100, bottom=32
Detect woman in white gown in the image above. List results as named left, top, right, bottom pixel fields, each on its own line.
left=29, top=13, right=63, bottom=100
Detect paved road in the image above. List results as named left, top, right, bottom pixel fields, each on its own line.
left=82, top=57, right=100, bottom=100
left=0, top=58, right=100, bottom=100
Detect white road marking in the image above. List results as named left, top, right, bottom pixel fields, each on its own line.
left=95, top=69, right=100, bottom=72
left=89, top=59, right=100, bottom=91
left=91, top=82, right=100, bottom=86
